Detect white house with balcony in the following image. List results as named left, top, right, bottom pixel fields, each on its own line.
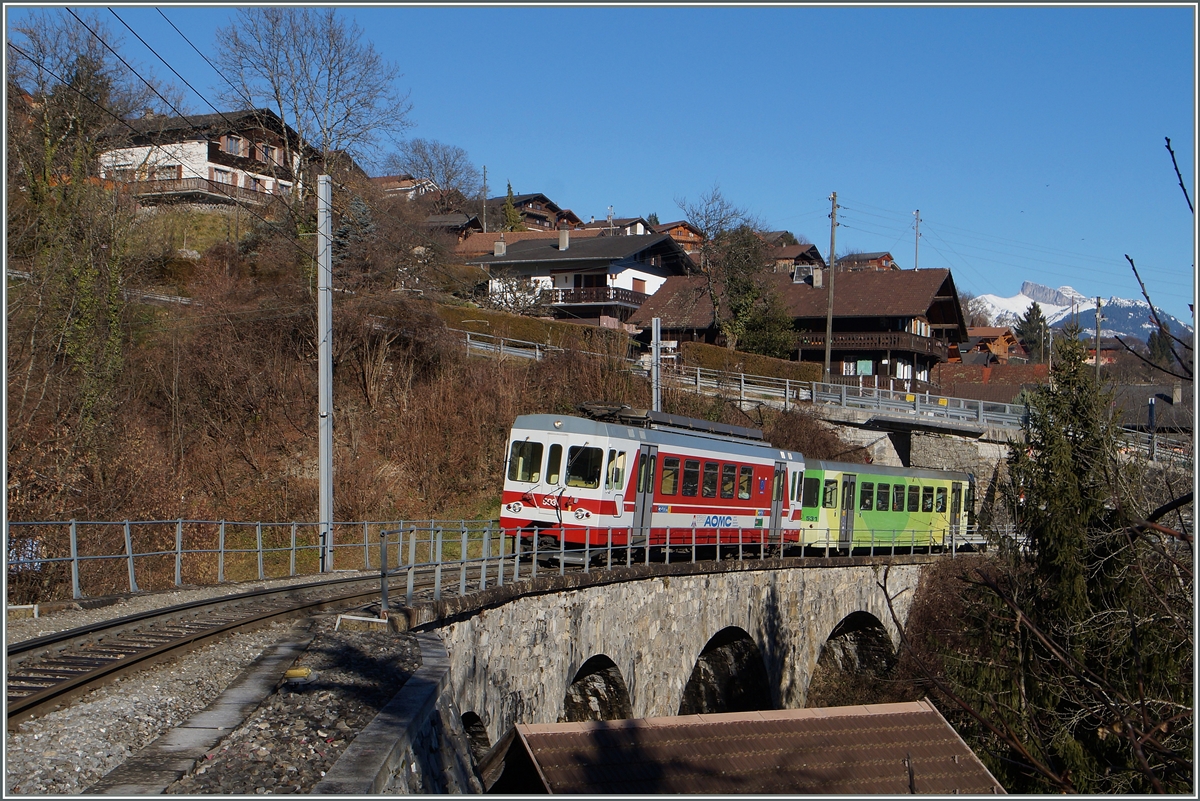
left=98, top=108, right=305, bottom=206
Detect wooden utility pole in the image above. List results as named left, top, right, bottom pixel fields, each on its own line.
left=823, top=192, right=839, bottom=380
left=1095, top=296, right=1103, bottom=384
left=913, top=209, right=920, bottom=269
left=481, top=165, right=487, bottom=233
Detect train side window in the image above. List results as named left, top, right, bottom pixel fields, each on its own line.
left=893, top=484, right=906, bottom=512
left=907, top=486, right=920, bottom=512
left=802, top=477, right=819, bottom=508
left=773, top=469, right=785, bottom=502
left=935, top=487, right=947, bottom=512
left=566, top=446, right=603, bottom=489
left=790, top=471, right=799, bottom=502
left=738, top=466, right=754, bottom=500
left=922, top=486, right=934, bottom=512
left=507, top=440, right=543, bottom=483
left=546, top=444, right=563, bottom=485
left=682, top=460, right=700, bottom=497
left=720, top=464, right=737, bottom=499
left=859, top=482, right=874, bottom=511
left=702, top=462, right=719, bottom=498
left=822, top=479, right=838, bottom=508
left=605, top=450, right=627, bottom=490
left=877, top=483, right=889, bottom=510
left=637, top=454, right=656, bottom=493
left=660, top=457, right=680, bottom=496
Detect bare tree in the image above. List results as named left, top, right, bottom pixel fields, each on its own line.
left=956, top=290, right=993, bottom=328
left=384, top=138, right=482, bottom=214
left=213, top=8, right=412, bottom=194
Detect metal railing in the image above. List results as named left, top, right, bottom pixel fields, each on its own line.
left=7, top=518, right=994, bottom=606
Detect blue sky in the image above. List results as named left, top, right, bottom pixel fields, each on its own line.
left=7, top=5, right=1197, bottom=319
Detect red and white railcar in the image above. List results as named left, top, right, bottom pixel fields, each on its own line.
left=499, top=406, right=803, bottom=552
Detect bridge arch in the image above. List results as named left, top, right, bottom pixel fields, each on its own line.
left=561, top=654, right=633, bottom=722
left=678, top=626, right=772, bottom=715
left=805, top=611, right=897, bottom=708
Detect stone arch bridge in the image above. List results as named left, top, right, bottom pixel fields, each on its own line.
left=400, top=555, right=932, bottom=751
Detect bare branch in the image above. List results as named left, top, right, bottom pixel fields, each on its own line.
left=1164, top=137, right=1193, bottom=214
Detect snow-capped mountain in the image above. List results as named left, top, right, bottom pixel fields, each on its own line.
left=974, top=282, right=1192, bottom=342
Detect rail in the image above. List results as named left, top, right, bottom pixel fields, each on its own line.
left=7, top=518, right=997, bottom=606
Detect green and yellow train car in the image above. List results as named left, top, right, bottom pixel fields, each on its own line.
left=791, top=460, right=974, bottom=552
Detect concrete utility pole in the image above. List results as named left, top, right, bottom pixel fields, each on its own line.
left=652, top=317, right=662, bottom=413
left=823, top=192, right=839, bottom=381
left=1095, top=296, right=1103, bottom=384
left=317, top=175, right=335, bottom=572
left=913, top=209, right=921, bottom=270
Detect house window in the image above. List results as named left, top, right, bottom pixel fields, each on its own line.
left=151, top=165, right=179, bottom=181
left=276, top=182, right=292, bottom=196
left=213, top=169, right=233, bottom=185
left=111, top=165, right=135, bottom=181
left=246, top=176, right=264, bottom=192
left=225, top=135, right=243, bottom=156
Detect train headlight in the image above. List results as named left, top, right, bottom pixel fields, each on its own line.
left=553, top=420, right=562, bottom=428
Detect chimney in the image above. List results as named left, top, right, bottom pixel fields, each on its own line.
left=559, top=225, right=569, bottom=251
left=1172, top=382, right=1182, bottom=404
left=494, top=234, right=506, bottom=257
left=812, top=267, right=823, bottom=288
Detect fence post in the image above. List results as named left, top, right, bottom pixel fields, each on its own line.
left=175, top=519, right=183, bottom=587
left=256, top=522, right=264, bottom=580
left=218, top=520, right=226, bottom=583
left=70, top=520, right=82, bottom=600
left=460, top=522, right=468, bottom=595
left=363, top=522, right=371, bottom=571
left=559, top=524, right=565, bottom=577
left=532, top=528, right=538, bottom=579
left=606, top=527, right=613, bottom=572
left=584, top=527, right=590, bottom=574
left=784, top=378, right=790, bottom=411
left=290, top=523, right=298, bottom=576
left=481, top=522, right=490, bottom=591
left=696, top=366, right=701, bottom=389
left=434, top=526, right=443, bottom=601
left=740, top=373, right=745, bottom=402
left=496, top=524, right=505, bottom=588
left=380, top=530, right=389, bottom=618
left=124, top=520, right=139, bottom=593
left=840, top=384, right=847, bottom=407
left=406, top=524, right=417, bottom=605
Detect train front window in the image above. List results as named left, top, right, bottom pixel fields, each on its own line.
left=565, top=446, right=603, bottom=489
left=739, top=466, right=754, bottom=500
left=802, top=477, right=819, bottom=508
left=922, top=486, right=934, bottom=512
left=721, top=464, right=737, bottom=499
left=660, top=457, right=680, bottom=495
left=822, top=479, right=838, bottom=508
left=859, top=482, right=874, bottom=511
left=702, top=462, right=719, bottom=498
left=893, top=484, right=906, bottom=511
left=935, top=487, right=947, bottom=513
left=907, top=486, right=920, bottom=512
left=682, top=460, right=700, bottom=497
left=546, top=444, right=563, bottom=485
left=877, top=483, right=889, bottom=510
left=507, top=441, right=543, bottom=483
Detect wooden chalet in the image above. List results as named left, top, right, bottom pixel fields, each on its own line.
left=485, top=192, right=582, bottom=231
left=956, top=326, right=1030, bottom=365
left=469, top=229, right=691, bottom=327
left=836, top=251, right=902, bottom=272
left=653, top=220, right=704, bottom=254
left=629, top=268, right=968, bottom=389
left=580, top=217, right=656, bottom=236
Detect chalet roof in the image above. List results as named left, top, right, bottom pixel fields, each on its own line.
left=770, top=243, right=826, bottom=264
left=453, top=228, right=605, bottom=256
left=630, top=269, right=964, bottom=333
left=1111, top=383, right=1193, bottom=430
left=968, top=326, right=1018, bottom=338
left=424, top=213, right=481, bottom=230
left=470, top=233, right=685, bottom=268
left=654, top=220, right=704, bottom=236
left=581, top=217, right=650, bottom=229
left=838, top=251, right=893, bottom=262
left=371, top=174, right=435, bottom=191
left=103, top=108, right=295, bottom=141
left=501, top=701, right=1004, bottom=795
left=486, top=192, right=561, bottom=211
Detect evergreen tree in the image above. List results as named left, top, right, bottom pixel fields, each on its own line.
left=501, top=182, right=524, bottom=232
left=332, top=196, right=376, bottom=267
left=647, top=212, right=660, bottom=226
left=1147, top=323, right=1174, bottom=368
left=1015, top=301, right=1048, bottom=362
left=942, top=324, right=1191, bottom=793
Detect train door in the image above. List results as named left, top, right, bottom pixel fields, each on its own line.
left=950, top=482, right=963, bottom=549
left=768, top=461, right=787, bottom=545
left=839, top=473, right=857, bottom=550
left=631, top=444, right=658, bottom=546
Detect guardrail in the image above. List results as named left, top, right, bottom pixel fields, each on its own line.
left=6, top=518, right=997, bottom=606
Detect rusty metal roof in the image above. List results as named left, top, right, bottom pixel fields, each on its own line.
left=507, top=700, right=1005, bottom=794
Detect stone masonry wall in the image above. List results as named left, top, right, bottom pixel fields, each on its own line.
left=432, top=561, right=926, bottom=749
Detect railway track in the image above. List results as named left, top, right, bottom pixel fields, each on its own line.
left=5, top=573, right=415, bottom=728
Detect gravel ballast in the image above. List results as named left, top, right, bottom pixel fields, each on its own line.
left=4, top=622, right=296, bottom=795
left=165, top=620, right=419, bottom=794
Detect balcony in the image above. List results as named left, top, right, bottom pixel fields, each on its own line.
left=551, top=287, right=649, bottom=308
left=119, top=177, right=283, bottom=206
left=795, top=331, right=948, bottom=360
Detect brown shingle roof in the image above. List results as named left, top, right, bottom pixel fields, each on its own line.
left=630, top=269, right=958, bottom=328
left=453, top=228, right=605, bottom=256
left=507, top=700, right=1005, bottom=794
